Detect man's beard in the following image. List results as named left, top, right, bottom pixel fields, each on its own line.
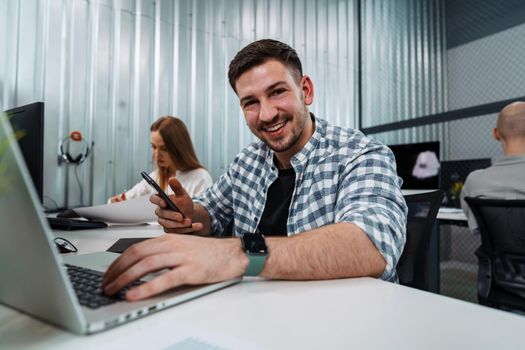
left=256, top=110, right=308, bottom=153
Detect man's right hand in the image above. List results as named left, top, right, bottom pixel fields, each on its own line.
left=150, top=177, right=203, bottom=234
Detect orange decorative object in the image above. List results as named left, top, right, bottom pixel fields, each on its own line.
left=70, top=131, right=82, bottom=142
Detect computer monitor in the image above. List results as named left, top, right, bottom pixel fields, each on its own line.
left=388, top=141, right=440, bottom=189
left=4, top=102, right=44, bottom=203
left=440, top=158, right=492, bottom=207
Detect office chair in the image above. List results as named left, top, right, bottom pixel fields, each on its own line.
left=397, top=190, right=443, bottom=291
left=464, top=197, right=525, bottom=311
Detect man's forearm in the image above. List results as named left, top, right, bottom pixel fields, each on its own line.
left=260, top=222, right=386, bottom=280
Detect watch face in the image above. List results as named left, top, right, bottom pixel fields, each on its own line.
left=242, top=233, right=268, bottom=255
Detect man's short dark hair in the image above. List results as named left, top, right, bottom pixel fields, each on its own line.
left=228, top=39, right=303, bottom=93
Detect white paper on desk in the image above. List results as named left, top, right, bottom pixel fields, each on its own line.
left=163, top=328, right=268, bottom=350
left=98, top=319, right=268, bottom=350
left=73, top=195, right=157, bottom=224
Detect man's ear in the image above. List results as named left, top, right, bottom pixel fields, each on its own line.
left=300, top=75, right=314, bottom=106
left=492, top=127, right=501, bottom=141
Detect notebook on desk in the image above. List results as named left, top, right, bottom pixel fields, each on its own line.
left=0, top=114, right=241, bottom=334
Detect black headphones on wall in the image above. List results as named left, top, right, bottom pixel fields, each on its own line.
left=58, top=131, right=93, bottom=164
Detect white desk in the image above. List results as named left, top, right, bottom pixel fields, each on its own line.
left=401, top=189, right=468, bottom=222
left=52, top=223, right=165, bottom=255
left=437, top=207, right=467, bottom=222
left=401, top=189, right=437, bottom=195
left=1, top=226, right=525, bottom=349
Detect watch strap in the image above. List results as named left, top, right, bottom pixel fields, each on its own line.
left=245, top=254, right=266, bottom=276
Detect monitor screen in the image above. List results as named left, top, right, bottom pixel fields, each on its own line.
left=5, top=102, right=44, bottom=203
left=388, top=141, right=440, bottom=189
left=440, top=158, right=492, bottom=207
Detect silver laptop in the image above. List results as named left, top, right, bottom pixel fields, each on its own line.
left=0, top=113, right=240, bottom=334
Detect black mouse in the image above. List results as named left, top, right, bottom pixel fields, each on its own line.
left=54, top=238, right=77, bottom=254
left=57, top=209, right=80, bottom=218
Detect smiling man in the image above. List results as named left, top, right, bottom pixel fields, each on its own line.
left=103, top=39, right=407, bottom=301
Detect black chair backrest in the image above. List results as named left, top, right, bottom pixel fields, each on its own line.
left=464, top=197, right=525, bottom=309
left=397, top=190, right=443, bottom=290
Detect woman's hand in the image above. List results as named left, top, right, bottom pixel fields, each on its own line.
left=109, top=192, right=127, bottom=203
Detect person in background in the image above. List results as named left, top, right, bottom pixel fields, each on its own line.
left=108, top=116, right=212, bottom=203
left=460, top=101, right=525, bottom=232
left=103, top=39, right=407, bottom=301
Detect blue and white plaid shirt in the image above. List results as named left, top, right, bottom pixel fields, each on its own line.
left=195, top=116, right=407, bottom=281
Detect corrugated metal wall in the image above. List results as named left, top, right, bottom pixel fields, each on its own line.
left=1, top=0, right=446, bottom=209
left=360, top=0, right=448, bottom=153
left=0, top=0, right=358, bottom=208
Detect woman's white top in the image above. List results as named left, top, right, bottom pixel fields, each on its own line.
left=114, top=168, right=213, bottom=202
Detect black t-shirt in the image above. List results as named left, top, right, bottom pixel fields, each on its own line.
left=257, top=166, right=296, bottom=236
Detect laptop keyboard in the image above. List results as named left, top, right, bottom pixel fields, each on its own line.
left=65, top=264, right=144, bottom=309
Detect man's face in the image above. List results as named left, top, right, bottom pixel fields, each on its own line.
left=235, top=59, right=314, bottom=155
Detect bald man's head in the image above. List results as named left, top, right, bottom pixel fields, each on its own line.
left=496, top=101, right=525, bottom=141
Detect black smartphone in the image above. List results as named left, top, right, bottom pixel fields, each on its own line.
left=140, top=171, right=186, bottom=217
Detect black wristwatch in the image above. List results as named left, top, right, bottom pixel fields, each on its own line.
left=240, top=232, right=268, bottom=276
